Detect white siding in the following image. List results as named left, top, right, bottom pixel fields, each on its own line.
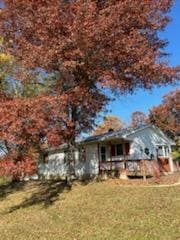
left=85, top=144, right=99, bottom=176
left=38, top=152, right=68, bottom=179
left=38, top=126, right=174, bottom=178
left=127, top=126, right=171, bottom=160
left=38, top=145, right=99, bottom=178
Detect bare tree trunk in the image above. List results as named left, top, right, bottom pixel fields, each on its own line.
left=67, top=141, right=76, bottom=175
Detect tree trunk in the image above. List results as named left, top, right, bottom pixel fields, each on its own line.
left=67, top=141, right=76, bottom=177
left=65, top=103, right=78, bottom=183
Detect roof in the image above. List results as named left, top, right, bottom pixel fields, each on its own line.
left=43, top=124, right=175, bottom=153
left=82, top=124, right=176, bottom=145
left=82, top=124, right=152, bottom=143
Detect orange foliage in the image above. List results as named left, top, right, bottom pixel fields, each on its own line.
left=130, top=111, right=147, bottom=128
left=93, top=115, right=124, bottom=135
left=149, top=89, right=180, bottom=139
left=0, top=0, right=179, bottom=177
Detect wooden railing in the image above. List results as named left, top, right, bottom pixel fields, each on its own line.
left=99, top=159, right=157, bottom=176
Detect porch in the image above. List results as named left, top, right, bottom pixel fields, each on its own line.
left=99, top=159, right=158, bottom=177
left=97, top=138, right=159, bottom=177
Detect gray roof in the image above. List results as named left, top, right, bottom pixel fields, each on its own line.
left=82, top=124, right=152, bottom=143
left=44, top=124, right=175, bottom=153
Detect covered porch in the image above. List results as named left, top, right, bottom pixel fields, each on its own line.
left=97, top=137, right=156, bottom=177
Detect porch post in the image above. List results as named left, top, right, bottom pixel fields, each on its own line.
left=122, top=143, right=125, bottom=170
left=142, top=160, right=146, bottom=181
left=119, top=143, right=128, bottom=179
left=168, top=145, right=174, bottom=173
left=110, top=144, right=113, bottom=172
left=98, top=143, right=100, bottom=175
left=176, top=161, right=180, bottom=171
left=162, top=146, right=166, bottom=157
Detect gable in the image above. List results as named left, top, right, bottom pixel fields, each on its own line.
left=124, top=125, right=175, bottom=146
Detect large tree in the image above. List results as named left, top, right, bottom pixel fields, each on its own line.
left=149, top=89, right=180, bottom=140
left=93, top=115, right=124, bottom=135
left=130, top=111, right=147, bottom=128
left=0, top=0, right=179, bottom=178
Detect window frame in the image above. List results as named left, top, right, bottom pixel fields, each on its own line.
left=157, top=145, right=169, bottom=157
left=79, top=146, right=86, bottom=162
left=100, top=146, right=107, bottom=162
left=110, top=143, right=129, bottom=157
left=63, top=150, right=68, bottom=164
left=116, top=144, right=124, bottom=156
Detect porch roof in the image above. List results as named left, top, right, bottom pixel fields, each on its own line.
left=82, top=127, right=137, bottom=144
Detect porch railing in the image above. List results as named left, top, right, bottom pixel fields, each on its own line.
left=99, top=159, right=157, bottom=176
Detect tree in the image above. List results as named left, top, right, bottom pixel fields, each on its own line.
left=149, top=89, right=180, bottom=140
left=0, top=37, right=14, bottom=98
left=130, top=111, right=147, bottom=128
left=93, top=115, right=124, bottom=135
left=0, top=0, right=179, bottom=178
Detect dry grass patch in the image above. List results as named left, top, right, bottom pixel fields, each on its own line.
left=106, top=173, right=180, bottom=186
left=0, top=176, right=180, bottom=240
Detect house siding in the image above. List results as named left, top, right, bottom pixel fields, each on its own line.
left=38, top=152, right=68, bottom=179
left=84, top=144, right=99, bottom=176
left=127, top=126, right=172, bottom=160
left=38, top=126, right=175, bottom=178
left=38, top=144, right=99, bottom=179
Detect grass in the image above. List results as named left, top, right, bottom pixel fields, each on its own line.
left=0, top=177, right=179, bottom=240
left=0, top=176, right=10, bottom=185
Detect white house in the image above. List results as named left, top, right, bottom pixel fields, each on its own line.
left=38, top=125, right=177, bottom=179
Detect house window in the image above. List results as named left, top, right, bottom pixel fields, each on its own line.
left=144, top=147, right=150, bottom=155
left=64, top=150, right=68, bottom=163
left=100, top=146, right=106, bottom=162
left=116, top=144, right=123, bottom=156
left=79, top=147, right=86, bottom=162
left=43, top=153, right=49, bottom=164
left=125, top=143, right=130, bottom=155
left=157, top=146, right=163, bottom=156
left=110, top=143, right=129, bottom=157
left=111, top=145, right=116, bottom=157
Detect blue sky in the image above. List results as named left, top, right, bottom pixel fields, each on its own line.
left=104, top=0, right=180, bottom=125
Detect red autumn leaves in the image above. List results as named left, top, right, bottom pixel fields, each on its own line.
left=0, top=0, right=179, bottom=178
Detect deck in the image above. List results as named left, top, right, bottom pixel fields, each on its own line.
left=99, top=159, right=160, bottom=177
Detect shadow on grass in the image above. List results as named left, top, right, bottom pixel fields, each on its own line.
left=0, top=180, right=72, bottom=214
left=0, top=180, right=26, bottom=200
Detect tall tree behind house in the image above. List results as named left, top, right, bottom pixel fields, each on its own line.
left=93, top=115, right=125, bottom=136
left=0, top=0, right=179, bottom=178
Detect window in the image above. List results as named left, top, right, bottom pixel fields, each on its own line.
left=157, top=146, right=169, bottom=157
left=157, top=146, right=163, bottom=156
left=64, top=150, right=68, bottom=163
left=111, top=145, right=116, bottom=157
left=44, top=153, right=49, bottom=164
left=79, top=147, right=86, bottom=162
left=125, top=143, right=130, bottom=155
left=110, top=143, right=129, bottom=157
left=144, top=147, right=150, bottom=155
left=101, top=146, right=106, bottom=162
left=116, top=144, right=123, bottom=156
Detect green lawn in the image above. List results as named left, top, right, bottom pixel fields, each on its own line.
left=0, top=179, right=179, bottom=240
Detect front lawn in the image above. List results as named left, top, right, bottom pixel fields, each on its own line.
left=0, top=177, right=179, bottom=240
left=0, top=176, right=9, bottom=185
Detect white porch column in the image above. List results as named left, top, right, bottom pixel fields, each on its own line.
left=168, top=145, right=174, bottom=173
left=162, top=146, right=166, bottom=157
